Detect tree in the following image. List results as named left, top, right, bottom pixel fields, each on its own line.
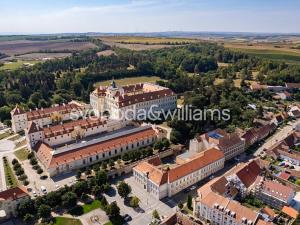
left=17, top=198, right=36, bottom=218
left=23, top=213, right=34, bottom=224
left=72, top=181, right=88, bottom=197
left=92, top=185, right=101, bottom=197
left=130, top=196, right=140, bottom=208
left=178, top=201, right=183, bottom=209
left=96, top=170, right=107, bottom=186
left=106, top=202, right=120, bottom=217
left=187, top=195, right=192, bottom=209
left=117, top=181, right=132, bottom=199
left=152, top=210, right=160, bottom=220
left=46, top=191, right=62, bottom=207
left=38, top=204, right=51, bottom=219
left=76, top=170, right=81, bottom=179
left=62, top=191, right=77, bottom=208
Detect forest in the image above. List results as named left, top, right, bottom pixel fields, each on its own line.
left=1, top=39, right=300, bottom=143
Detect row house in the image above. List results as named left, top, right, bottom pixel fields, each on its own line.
left=133, top=148, right=225, bottom=199
left=242, top=123, right=276, bottom=147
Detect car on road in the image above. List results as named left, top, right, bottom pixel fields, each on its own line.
left=32, top=190, right=37, bottom=197
left=190, top=185, right=197, bottom=191
left=123, top=214, right=132, bottom=222
left=41, top=186, right=47, bottom=194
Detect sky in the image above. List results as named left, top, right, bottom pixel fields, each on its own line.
left=0, top=0, right=299, bottom=34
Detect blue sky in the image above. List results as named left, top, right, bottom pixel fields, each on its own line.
left=0, top=0, right=299, bottom=34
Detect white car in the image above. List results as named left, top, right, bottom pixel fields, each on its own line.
left=41, top=186, right=47, bottom=194
left=32, top=190, right=37, bottom=197
left=190, top=185, right=197, bottom=191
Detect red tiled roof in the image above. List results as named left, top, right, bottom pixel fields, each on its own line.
left=27, top=121, right=43, bottom=134
left=260, top=180, right=294, bottom=202
left=0, top=186, right=29, bottom=201
left=282, top=206, right=299, bottom=219
left=43, top=118, right=106, bottom=138
left=11, top=105, right=26, bottom=116
left=278, top=172, right=291, bottom=180
left=36, top=127, right=156, bottom=169
left=285, top=83, right=300, bottom=89
left=168, top=148, right=224, bottom=183
left=26, top=103, right=83, bottom=121
left=236, top=160, right=261, bottom=188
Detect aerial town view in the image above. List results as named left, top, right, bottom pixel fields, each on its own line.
left=1, top=1, right=300, bottom=225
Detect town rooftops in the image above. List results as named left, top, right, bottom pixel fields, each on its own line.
left=36, top=126, right=157, bottom=169
left=0, top=186, right=29, bottom=201
left=27, top=121, right=43, bottom=134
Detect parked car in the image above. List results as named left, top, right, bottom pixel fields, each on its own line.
left=32, top=190, right=37, bottom=197
left=190, top=185, right=197, bottom=191
left=123, top=214, right=132, bottom=222
left=183, top=188, right=190, bottom=193
left=41, top=186, right=47, bottom=194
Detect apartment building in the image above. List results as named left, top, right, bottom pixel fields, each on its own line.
left=193, top=160, right=265, bottom=225
left=11, top=102, right=86, bottom=133
left=133, top=148, right=225, bottom=199
left=90, top=81, right=177, bottom=120
left=35, top=125, right=158, bottom=176
left=252, top=179, right=295, bottom=210
left=189, top=129, right=245, bottom=160
left=25, top=118, right=126, bottom=150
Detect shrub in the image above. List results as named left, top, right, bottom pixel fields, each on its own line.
left=23, top=180, right=29, bottom=186
left=27, top=152, right=34, bottom=159
left=16, top=167, right=25, bottom=176
left=30, top=158, right=38, bottom=165
left=18, top=174, right=28, bottom=181
left=37, top=168, right=43, bottom=174
left=12, top=158, right=19, bottom=165
left=13, top=163, right=21, bottom=171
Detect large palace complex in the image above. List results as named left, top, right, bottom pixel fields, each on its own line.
left=10, top=82, right=177, bottom=176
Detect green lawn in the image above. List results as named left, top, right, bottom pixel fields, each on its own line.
left=82, top=200, right=103, bottom=214
left=3, top=157, right=18, bottom=188
left=94, top=76, right=164, bottom=87
left=14, top=148, right=29, bottom=161
left=54, top=217, right=83, bottom=225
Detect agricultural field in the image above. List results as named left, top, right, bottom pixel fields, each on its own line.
left=223, top=42, right=300, bottom=64
left=214, top=78, right=256, bottom=88
left=94, top=76, right=164, bottom=87
left=0, top=40, right=97, bottom=56
left=0, top=60, right=40, bottom=70
left=99, top=36, right=197, bottom=51
left=15, top=52, right=72, bottom=60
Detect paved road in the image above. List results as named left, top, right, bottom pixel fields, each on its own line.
left=254, top=119, right=300, bottom=157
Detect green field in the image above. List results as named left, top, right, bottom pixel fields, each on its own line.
left=228, top=48, right=300, bottom=64
left=95, top=76, right=164, bottom=87
left=0, top=60, right=39, bottom=70
left=14, top=148, right=29, bottom=161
